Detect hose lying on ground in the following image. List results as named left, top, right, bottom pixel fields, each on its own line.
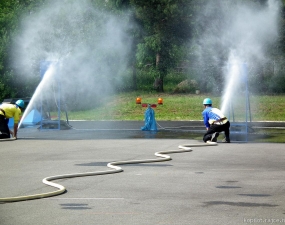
left=0, top=141, right=217, bottom=203
left=0, top=137, right=16, bottom=141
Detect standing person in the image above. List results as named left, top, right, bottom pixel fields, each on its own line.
left=202, top=98, right=230, bottom=143
left=0, top=100, right=25, bottom=139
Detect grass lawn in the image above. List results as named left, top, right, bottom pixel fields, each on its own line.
left=67, top=92, right=285, bottom=121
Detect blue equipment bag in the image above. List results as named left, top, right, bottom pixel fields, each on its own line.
left=141, top=105, right=157, bottom=131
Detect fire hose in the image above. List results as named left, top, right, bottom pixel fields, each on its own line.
left=0, top=137, right=16, bottom=141
left=0, top=140, right=216, bottom=203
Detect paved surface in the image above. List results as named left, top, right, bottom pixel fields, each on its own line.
left=0, top=121, right=285, bottom=225
left=17, top=120, right=285, bottom=142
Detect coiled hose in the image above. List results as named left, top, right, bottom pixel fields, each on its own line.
left=0, top=141, right=216, bottom=203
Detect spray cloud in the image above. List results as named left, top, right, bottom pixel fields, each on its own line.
left=12, top=0, right=133, bottom=113
left=192, top=0, right=280, bottom=115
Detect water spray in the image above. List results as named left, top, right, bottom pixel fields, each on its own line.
left=18, top=63, right=57, bottom=130
left=18, top=61, right=69, bottom=131
left=221, top=55, right=251, bottom=142
left=39, top=61, right=67, bottom=130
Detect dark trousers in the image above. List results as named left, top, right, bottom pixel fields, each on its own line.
left=203, top=121, right=230, bottom=142
left=0, top=115, right=10, bottom=139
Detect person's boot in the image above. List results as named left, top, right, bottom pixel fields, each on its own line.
left=222, top=137, right=230, bottom=143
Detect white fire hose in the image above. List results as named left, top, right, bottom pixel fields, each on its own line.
left=0, top=139, right=216, bottom=203
left=0, top=137, right=16, bottom=141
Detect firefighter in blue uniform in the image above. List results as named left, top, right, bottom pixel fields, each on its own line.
left=202, top=98, right=230, bottom=143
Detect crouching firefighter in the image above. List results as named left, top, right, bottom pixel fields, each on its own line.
left=0, top=100, right=25, bottom=139
left=202, top=98, right=230, bottom=143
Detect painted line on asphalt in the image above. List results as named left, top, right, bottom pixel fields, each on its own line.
left=45, top=198, right=125, bottom=200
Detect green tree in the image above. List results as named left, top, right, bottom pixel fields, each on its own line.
left=129, top=0, right=193, bottom=92
left=0, top=0, right=19, bottom=100
left=0, top=0, right=46, bottom=101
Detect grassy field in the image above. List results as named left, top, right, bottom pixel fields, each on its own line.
left=67, top=92, right=285, bottom=121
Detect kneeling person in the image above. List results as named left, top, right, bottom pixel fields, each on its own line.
left=0, top=100, right=25, bottom=139
left=202, top=98, right=230, bottom=143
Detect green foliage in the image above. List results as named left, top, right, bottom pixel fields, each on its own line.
left=0, top=71, right=16, bottom=101
left=136, top=66, right=158, bottom=91
left=0, top=0, right=46, bottom=101
left=1, top=0, right=285, bottom=99
left=0, top=1, right=21, bottom=100
left=67, top=92, right=285, bottom=122
left=130, top=0, right=193, bottom=91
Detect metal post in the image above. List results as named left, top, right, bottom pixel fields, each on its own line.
left=242, top=63, right=249, bottom=142
left=39, top=61, right=61, bottom=130
left=57, top=70, right=61, bottom=130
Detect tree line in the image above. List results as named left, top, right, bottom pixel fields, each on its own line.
left=1, top=0, right=285, bottom=102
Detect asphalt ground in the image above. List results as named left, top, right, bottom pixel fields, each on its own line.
left=1, top=121, right=285, bottom=225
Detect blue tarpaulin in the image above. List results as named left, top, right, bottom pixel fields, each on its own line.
left=22, top=109, right=42, bottom=126
left=141, top=105, right=157, bottom=131
left=8, top=109, right=42, bottom=128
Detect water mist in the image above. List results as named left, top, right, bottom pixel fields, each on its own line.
left=193, top=0, right=280, bottom=119
left=18, top=64, right=57, bottom=129
left=12, top=0, right=133, bottom=126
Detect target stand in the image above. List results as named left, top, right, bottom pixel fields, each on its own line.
left=39, top=61, right=70, bottom=130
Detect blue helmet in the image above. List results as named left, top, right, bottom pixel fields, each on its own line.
left=15, top=99, right=25, bottom=109
left=203, top=98, right=212, bottom=105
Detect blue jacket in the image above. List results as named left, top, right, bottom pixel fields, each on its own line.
left=202, top=107, right=226, bottom=129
